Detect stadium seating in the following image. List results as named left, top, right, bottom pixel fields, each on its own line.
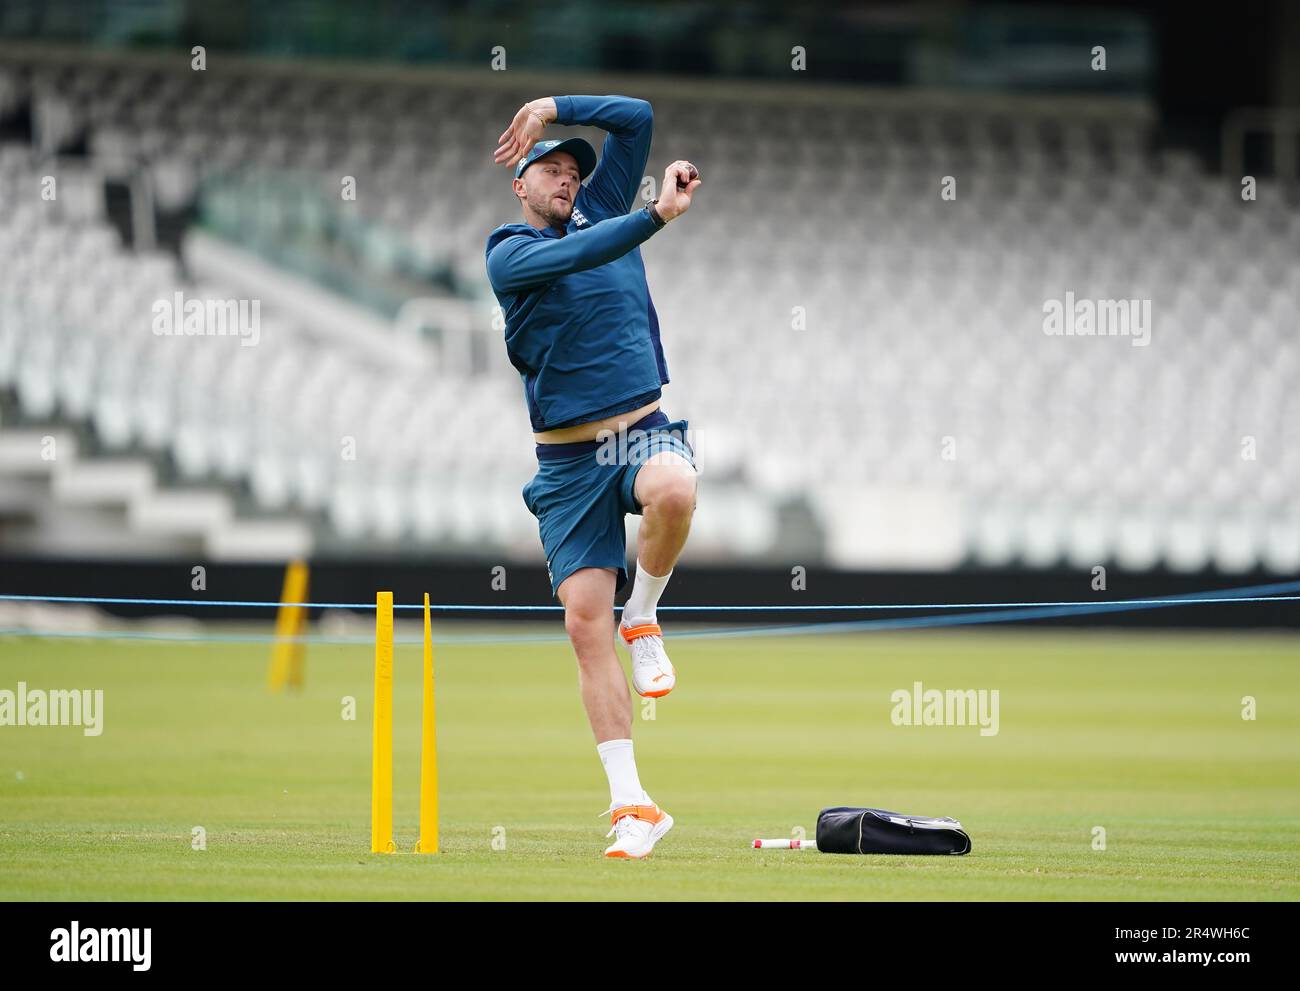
left=1, top=54, right=1296, bottom=570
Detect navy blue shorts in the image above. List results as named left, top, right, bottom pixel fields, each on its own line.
left=522, top=409, right=696, bottom=599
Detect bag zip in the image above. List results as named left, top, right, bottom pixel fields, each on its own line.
left=880, top=814, right=964, bottom=831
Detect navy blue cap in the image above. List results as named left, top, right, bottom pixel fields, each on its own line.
left=514, top=137, right=597, bottom=181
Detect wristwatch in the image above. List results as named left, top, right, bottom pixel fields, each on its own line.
left=647, top=199, right=666, bottom=229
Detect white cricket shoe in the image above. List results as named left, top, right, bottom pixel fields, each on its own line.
left=600, top=796, right=674, bottom=859
left=619, top=620, right=676, bottom=698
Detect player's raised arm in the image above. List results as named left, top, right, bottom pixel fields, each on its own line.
left=495, top=96, right=654, bottom=218
left=555, top=96, right=654, bottom=217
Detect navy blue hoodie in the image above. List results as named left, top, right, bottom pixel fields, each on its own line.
left=485, top=95, right=670, bottom=432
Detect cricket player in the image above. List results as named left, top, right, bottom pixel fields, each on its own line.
left=485, top=95, right=701, bottom=858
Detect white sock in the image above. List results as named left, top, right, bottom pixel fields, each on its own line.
left=622, top=559, right=672, bottom=626
left=596, top=738, right=646, bottom=807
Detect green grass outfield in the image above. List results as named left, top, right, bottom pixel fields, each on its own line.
left=1, top=625, right=1297, bottom=900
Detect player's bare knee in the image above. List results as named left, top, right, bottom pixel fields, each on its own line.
left=564, top=596, right=610, bottom=645
left=564, top=607, right=595, bottom=644
left=651, top=473, right=697, bottom=520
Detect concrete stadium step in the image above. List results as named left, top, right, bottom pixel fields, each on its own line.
left=52, top=458, right=154, bottom=504
left=127, top=489, right=232, bottom=534
left=206, top=519, right=313, bottom=561
left=0, top=428, right=78, bottom=473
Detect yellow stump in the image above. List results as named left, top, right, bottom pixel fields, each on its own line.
left=371, top=591, right=395, bottom=854
left=267, top=560, right=309, bottom=691
left=415, top=592, right=439, bottom=854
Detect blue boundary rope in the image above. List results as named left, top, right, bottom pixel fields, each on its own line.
left=2, top=578, right=1299, bottom=612
left=0, top=579, right=1295, bottom=645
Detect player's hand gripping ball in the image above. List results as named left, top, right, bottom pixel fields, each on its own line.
left=677, top=164, right=699, bottom=189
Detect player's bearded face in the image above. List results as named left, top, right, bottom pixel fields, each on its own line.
left=524, top=155, right=577, bottom=227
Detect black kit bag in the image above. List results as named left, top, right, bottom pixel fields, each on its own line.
left=816, top=807, right=971, bottom=855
